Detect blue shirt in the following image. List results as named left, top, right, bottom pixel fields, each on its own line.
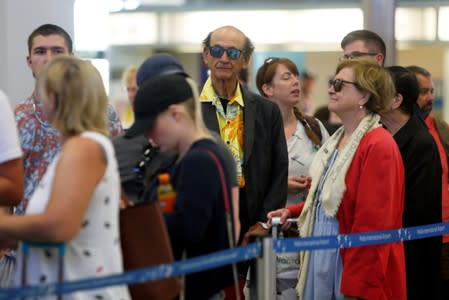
left=304, top=150, right=344, bottom=300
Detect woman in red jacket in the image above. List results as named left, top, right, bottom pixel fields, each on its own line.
left=269, top=59, right=406, bottom=300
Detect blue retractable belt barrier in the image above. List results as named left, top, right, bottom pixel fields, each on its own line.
left=1, top=222, right=448, bottom=299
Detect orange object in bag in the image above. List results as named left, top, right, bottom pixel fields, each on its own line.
left=157, top=173, right=176, bottom=213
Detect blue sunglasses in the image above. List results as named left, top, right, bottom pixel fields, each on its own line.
left=208, top=45, right=243, bottom=60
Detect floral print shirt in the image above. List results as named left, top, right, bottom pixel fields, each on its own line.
left=200, top=78, right=245, bottom=187
left=14, top=96, right=123, bottom=215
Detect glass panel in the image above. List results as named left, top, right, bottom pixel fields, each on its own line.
left=89, top=59, right=110, bottom=96
left=159, top=8, right=362, bottom=45
left=289, top=9, right=363, bottom=43
left=109, top=12, right=158, bottom=45
left=438, top=7, right=449, bottom=40
left=396, top=7, right=436, bottom=41
left=74, top=0, right=109, bottom=51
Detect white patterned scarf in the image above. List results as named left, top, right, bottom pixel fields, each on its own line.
left=296, top=113, right=381, bottom=298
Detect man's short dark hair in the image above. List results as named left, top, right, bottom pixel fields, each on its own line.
left=386, top=66, right=419, bottom=116
left=202, top=28, right=255, bottom=57
left=28, top=23, right=73, bottom=54
left=341, top=29, right=386, bottom=59
left=406, top=65, right=432, bottom=77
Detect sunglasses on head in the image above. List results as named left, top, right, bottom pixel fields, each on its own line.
left=208, top=45, right=243, bottom=60
left=329, top=79, right=359, bottom=92
left=264, top=57, right=279, bottom=65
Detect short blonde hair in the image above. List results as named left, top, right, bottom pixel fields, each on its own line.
left=335, top=59, right=395, bottom=113
left=121, top=66, right=137, bottom=87
left=38, top=56, right=108, bottom=136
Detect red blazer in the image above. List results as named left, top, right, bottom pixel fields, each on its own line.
left=289, top=128, right=406, bottom=300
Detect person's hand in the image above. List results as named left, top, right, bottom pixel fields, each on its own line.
left=288, top=175, right=311, bottom=194
left=241, top=222, right=269, bottom=246
left=120, top=188, right=131, bottom=209
left=119, top=198, right=129, bottom=209
left=267, top=208, right=292, bottom=230
left=0, top=207, right=9, bottom=218
left=0, top=239, right=17, bottom=256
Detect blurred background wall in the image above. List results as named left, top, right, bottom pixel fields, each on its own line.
left=1, top=0, right=449, bottom=127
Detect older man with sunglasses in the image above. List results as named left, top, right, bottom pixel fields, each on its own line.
left=200, top=26, right=288, bottom=252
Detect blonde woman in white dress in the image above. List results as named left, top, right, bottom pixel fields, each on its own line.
left=0, top=56, right=130, bottom=300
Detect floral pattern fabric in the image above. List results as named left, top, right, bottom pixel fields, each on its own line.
left=14, top=97, right=123, bottom=215
left=200, top=78, right=245, bottom=187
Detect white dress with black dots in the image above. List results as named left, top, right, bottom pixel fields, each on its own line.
left=15, top=131, right=131, bottom=300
